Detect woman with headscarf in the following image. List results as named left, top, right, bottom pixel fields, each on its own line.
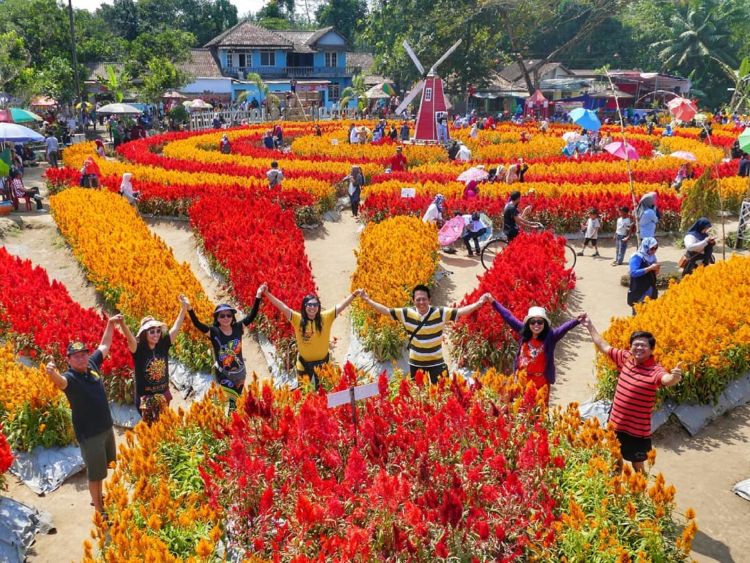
left=636, top=192, right=659, bottom=239
left=627, top=237, right=660, bottom=314
left=79, top=157, right=101, bottom=188
left=118, top=295, right=189, bottom=422
left=463, top=179, right=480, bottom=200
left=185, top=284, right=265, bottom=403
left=488, top=300, right=586, bottom=406
left=682, top=218, right=716, bottom=276
left=422, top=194, right=445, bottom=225
left=94, top=139, right=106, bottom=158
left=261, top=286, right=361, bottom=388
left=119, top=173, right=140, bottom=205
left=341, top=165, right=365, bottom=217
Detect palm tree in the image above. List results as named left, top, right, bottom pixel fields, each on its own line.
left=340, top=73, right=368, bottom=112
left=96, top=64, right=132, bottom=103
left=237, top=72, right=280, bottom=115
left=650, top=1, right=741, bottom=77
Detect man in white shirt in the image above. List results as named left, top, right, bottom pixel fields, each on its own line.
left=45, top=133, right=60, bottom=168
left=266, top=161, right=283, bottom=189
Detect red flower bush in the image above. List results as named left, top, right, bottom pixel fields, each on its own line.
left=189, top=194, right=316, bottom=367
left=0, top=248, right=132, bottom=374
left=203, top=369, right=561, bottom=560
left=450, top=231, right=575, bottom=371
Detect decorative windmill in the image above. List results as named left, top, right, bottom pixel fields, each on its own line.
left=395, top=39, right=462, bottom=143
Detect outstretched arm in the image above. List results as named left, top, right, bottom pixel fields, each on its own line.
left=97, top=314, right=122, bottom=357
left=170, top=295, right=189, bottom=343
left=358, top=291, right=391, bottom=316
left=580, top=316, right=612, bottom=355
left=263, top=287, right=293, bottom=321
left=240, top=283, right=267, bottom=326
left=335, top=289, right=361, bottom=316
left=456, top=293, right=492, bottom=319
left=119, top=316, right=138, bottom=353
left=661, top=362, right=683, bottom=387
left=488, top=297, right=524, bottom=333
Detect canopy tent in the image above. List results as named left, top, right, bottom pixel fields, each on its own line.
left=364, top=82, right=397, bottom=99
left=525, top=89, right=548, bottom=118
left=162, top=90, right=186, bottom=99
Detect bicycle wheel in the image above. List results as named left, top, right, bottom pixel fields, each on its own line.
left=564, top=244, right=577, bottom=270
left=481, top=238, right=508, bottom=270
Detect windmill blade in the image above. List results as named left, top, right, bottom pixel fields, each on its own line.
left=395, top=81, right=424, bottom=115
left=402, top=40, right=425, bottom=76
left=429, top=39, right=463, bottom=74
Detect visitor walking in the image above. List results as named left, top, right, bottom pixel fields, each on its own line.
left=185, top=285, right=266, bottom=403
left=262, top=286, right=360, bottom=387
left=341, top=165, right=365, bottom=217
left=488, top=300, right=586, bottom=405
left=612, top=206, right=634, bottom=266
left=580, top=317, right=683, bottom=473
left=502, top=191, right=534, bottom=242
left=44, top=315, right=123, bottom=514
left=119, top=296, right=190, bottom=422
left=400, top=121, right=410, bottom=141
left=637, top=192, right=659, bottom=239
left=681, top=217, right=716, bottom=276
left=627, top=237, right=660, bottom=313
left=738, top=153, right=750, bottom=177
left=359, top=285, right=492, bottom=383
left=44, top=132, right=59, bottom=168
left=578, top=208, right=601, bottom=257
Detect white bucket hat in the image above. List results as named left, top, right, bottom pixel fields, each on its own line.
left=523, top=306, right=550, bottom=325
left=136, top=316, right=167, bottom=338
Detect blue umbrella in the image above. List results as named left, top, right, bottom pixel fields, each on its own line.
left=0, top=122, right=44, bottom=143
left=569, top=108, right=601, bottom=132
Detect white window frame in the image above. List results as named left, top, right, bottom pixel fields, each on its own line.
left=328, top=84, right=340, bottom=101
left=260, top=51, right=276, bottom=66
left=425, top=87, right=432, bottom=102
left=325, top=52, right=338, bottom=68
left=237, top=52, right=247, bottom=68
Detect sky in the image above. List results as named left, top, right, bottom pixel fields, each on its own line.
left=71, top=0, right=267, bottom=17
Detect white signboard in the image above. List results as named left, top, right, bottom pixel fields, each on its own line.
left=401, top=188, right=416, bottom=198
left=327, top=382, right=380, bottom=408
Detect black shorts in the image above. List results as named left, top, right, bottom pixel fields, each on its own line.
left=616, top=431, right=652, bottom=463
left=409, top=364, right=447, bottom=384
left=583, top=237, right=598, bottom=246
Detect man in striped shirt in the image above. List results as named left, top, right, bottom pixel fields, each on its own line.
left=582, top=317, right=683, bottom=473
left=360, top=284, right=491, bottom=383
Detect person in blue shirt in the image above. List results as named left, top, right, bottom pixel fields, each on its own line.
left=627, top=237, right=660, bottom=314
left=637, top=192, right=659, bottom=239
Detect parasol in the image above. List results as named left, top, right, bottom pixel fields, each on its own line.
left=162, top=90, right=186, bottom=99
left=738, top=128, right=750, bottom=154
left=364, top=83, right=393, bottom=99
left=0, top=123, right=45, bottom=143
left=667, top=97, right=698, bottom=122
left=669, top=150, right=696, bottom=162
left=10, top=108, right=43, bottom=123
left=604, top=141, right=639, bottom=161
left=562, top=131, right=581, bottom=143
left=568, top=108, right=601, bottom=131
left=0, top=110, right=13, bottom=123
left=184, top=99, right=213, bottom=109
left=438, top=216, right=466, bottom=246
left=97, top=103, right=142, bottom=115
left=75, top=101, right=94, bottom=110
left=457, top=166, right=489, bottom=183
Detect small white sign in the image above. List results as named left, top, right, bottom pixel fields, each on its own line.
left=401, top=188, right=416, bottom=198
left=327, top=382, right=380, bottom=408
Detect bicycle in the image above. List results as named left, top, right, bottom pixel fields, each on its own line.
left=480, top=222, right=578, bottom=271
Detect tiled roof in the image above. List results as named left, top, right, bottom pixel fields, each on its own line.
left=347, top=52, right=375, bottom=72
left=179, top=49, right=224, bottom=78
left=86, top=62, right=124, bottom=81
left=498, top=60, right=569, bottom=83
left=204, top=20, right=293, bottom=48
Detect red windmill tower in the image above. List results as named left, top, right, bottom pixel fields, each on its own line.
left=396, top=39, right=462, bottom=143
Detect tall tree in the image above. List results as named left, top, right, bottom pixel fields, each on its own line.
left=97, top=0, right=140, bottom=41
left=316, top=0, right=367, bottom=44
left=127, top=29, right=196, bottom=77
left=140, top=57, right=191, bottom=103
left=0, top=30, right=30, bottom=90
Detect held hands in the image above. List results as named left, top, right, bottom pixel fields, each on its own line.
left=256, top=282, right=268, bottom=298
left=480, top=292, right=493, bottom=304
left=108, top=313, right=124, bottom=325
left=178, top=294, right=191, bottom=309
left=575, top=312, right=588, bottom=323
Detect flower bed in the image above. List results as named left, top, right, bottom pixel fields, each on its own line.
left=50, top=188, right=215, bottom=372
left=598, top=255, right=750, bottom=405
left=449, top=231, right=575, bottom=371
left=0, top=343, right=75, bottom=452
left=0, top=425, right=12, bottom=490
left=86, top=366, right=695, bottom=561
left=189, top=194, right=317, bottom=371
left=0, top=248, right=133, bottom=403
left=349, top=216, right=440, bottom=361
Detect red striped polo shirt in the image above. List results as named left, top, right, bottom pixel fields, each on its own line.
left=608, top=348, right=667, bottom=438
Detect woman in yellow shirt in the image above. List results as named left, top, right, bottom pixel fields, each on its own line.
left=263, top=286, right=361, bottom=387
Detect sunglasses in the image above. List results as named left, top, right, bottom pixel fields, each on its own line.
left=305, top=302, right=320, bottom=308
left=217, top=313, right=233, bottom=319
left=528, top=319, right=546, bottom=326
left=147, top=328, right=161, bottom=334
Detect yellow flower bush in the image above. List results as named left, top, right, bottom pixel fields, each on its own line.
left=50, top=188, right=215, bottom=371
left=0, top=343, right=75, bottom=451
left=84, top=390, right=226, bottom=562
left=350, top=216, right=439, bottom=360
left=598, top=255, right=750, bottom=404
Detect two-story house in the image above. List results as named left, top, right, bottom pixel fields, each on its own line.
left=183, top=21, right=356, bottom=108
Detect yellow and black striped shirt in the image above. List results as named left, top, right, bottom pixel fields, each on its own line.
left=389, top=306, right=458, bottom=367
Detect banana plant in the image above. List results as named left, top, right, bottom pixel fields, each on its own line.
left=340, top=73, right=368, bottom=111
left=237, top=72, right=280, bottom=113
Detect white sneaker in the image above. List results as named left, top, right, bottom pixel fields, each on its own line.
left=36, top=208, right=47, bottom=213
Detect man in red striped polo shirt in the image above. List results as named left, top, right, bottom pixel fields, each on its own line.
left=582, top=317, right=683, bottom=472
